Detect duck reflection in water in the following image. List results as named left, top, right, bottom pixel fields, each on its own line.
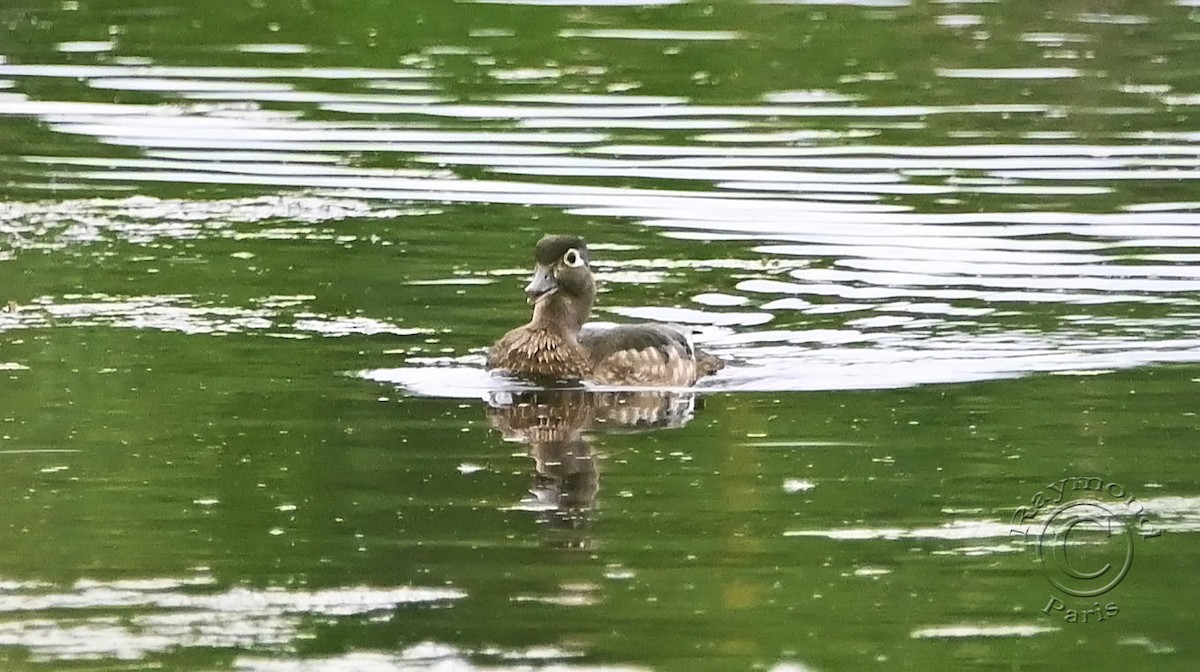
left=485, top=388, right=700, bottom=543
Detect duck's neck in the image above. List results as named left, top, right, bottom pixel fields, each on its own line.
left=529, top=295, right=591, bottom=336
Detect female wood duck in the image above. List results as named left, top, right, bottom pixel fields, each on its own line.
left=487, top=235, right=724, bottom=386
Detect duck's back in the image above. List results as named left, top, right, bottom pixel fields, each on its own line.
left=579, top=323, right=722, bottom=386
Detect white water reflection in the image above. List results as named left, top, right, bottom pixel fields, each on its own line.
left=0, top=195, right=431, bottom=249
left=558, top=29, right=741, bottom=40
left=910, top=624, right=1059, bottom=639
left=785, top=495, right=1200, bottom=543
left=758, top=0, right=908, bottom=5
left=0, top=64, right=432, bottom=80
left=936, top=68, right=1081, bottom=79
left=0, top=294, right=428, bottom=340
left=237, top=44, right=313, bottom=55
left=237, top=647, right=646, bottom=672
left=55, top=41, right=115, bottom=53
left=0, top=577, right=464, bottom=662
left=468, top=0, right=682, bottom=5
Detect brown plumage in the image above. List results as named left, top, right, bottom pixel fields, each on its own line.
left=488, top=325, right=592, bottom=380
left=487, top=235, right=724, bottom=386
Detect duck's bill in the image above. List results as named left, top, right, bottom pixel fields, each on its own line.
left=526, top=287, right=558, bottom=305
left=524, top=266, right=558, bottom=304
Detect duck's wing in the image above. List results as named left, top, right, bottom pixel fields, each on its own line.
left=579, top=323, right=692, bottom=359
left=578, top=323, right=722, bottom=385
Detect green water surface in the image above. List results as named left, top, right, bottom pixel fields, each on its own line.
left=1, top=0, right=1199, bottom=670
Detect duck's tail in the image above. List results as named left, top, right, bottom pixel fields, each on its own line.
left=695, top=348, right=725, bottom=377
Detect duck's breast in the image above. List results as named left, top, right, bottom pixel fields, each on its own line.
left=488, top=325, right=591, bottom=379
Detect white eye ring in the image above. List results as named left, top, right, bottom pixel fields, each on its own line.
left=562, top=248, right=584, bottom=267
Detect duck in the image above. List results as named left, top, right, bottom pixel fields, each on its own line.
left=487, top=235, right=724, bottom=386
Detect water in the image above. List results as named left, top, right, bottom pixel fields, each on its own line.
left=1, top=0, right=1199, bottom=669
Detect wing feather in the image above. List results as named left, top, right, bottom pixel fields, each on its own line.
left=579, top=323, right=720, bottom=386
left=578, top=323, right=691, bottom=363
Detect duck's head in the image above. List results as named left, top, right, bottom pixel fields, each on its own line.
left=525, top=234, right=595, bottom=330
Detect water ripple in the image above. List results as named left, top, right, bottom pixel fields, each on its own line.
left=4, top=36, right=1200, bottom=396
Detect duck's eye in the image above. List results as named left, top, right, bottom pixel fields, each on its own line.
left=562, top=248, right=584, bottom=268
